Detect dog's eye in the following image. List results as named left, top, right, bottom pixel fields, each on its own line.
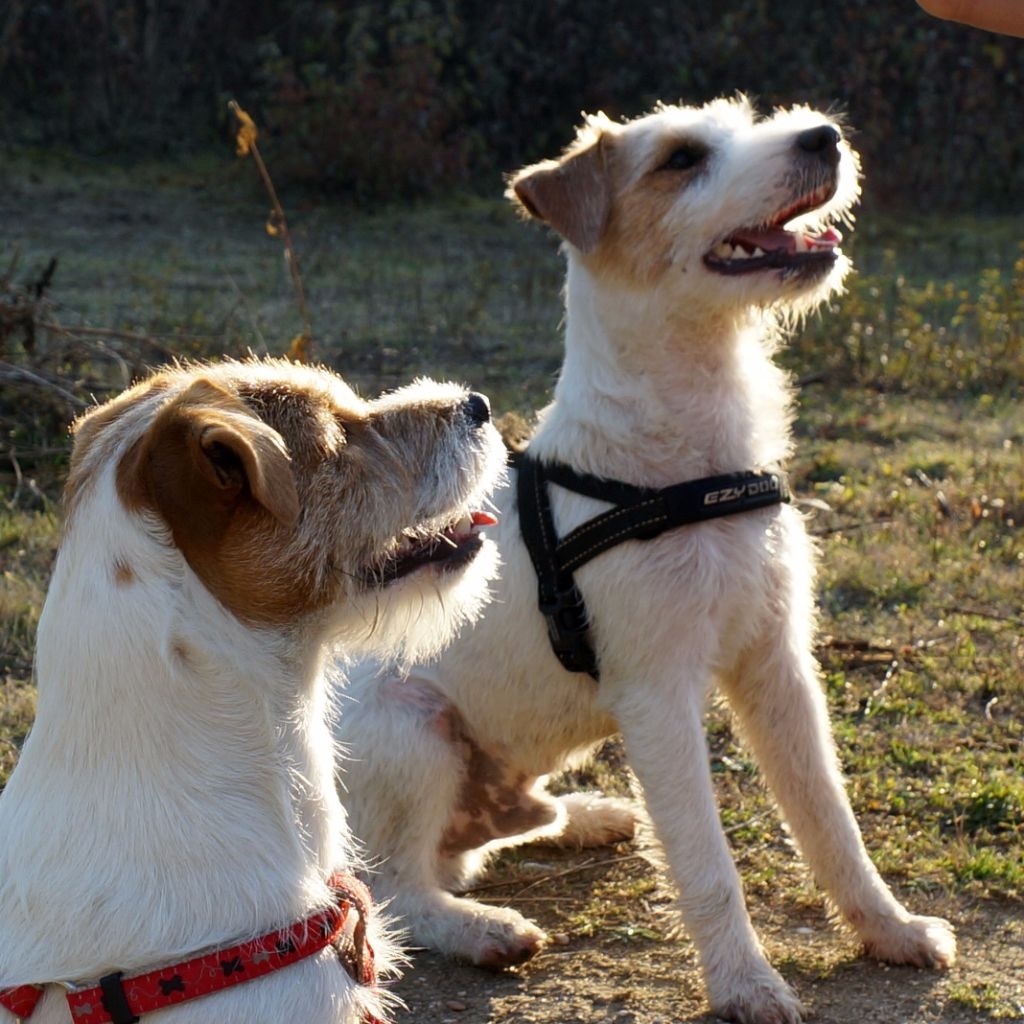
left=662, top=145, right=708, bottom=171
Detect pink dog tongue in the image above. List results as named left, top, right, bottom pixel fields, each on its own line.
left=732, top=225, right=842, bottom=253
left=471, top=511, right=498, bottom=526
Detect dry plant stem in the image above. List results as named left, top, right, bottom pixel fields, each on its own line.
left=228, top=101, right=313, bottom=351
left=0, top=361, right=87, bottom=407
left=36, top=320, right=174, bottom=355
left=810, top=516, right=893, bottom=538
left=945, top=606, right=1024, bottom=627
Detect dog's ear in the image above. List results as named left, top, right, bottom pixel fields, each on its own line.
left=66, top=375, right=174, bottom=516
left=120, top=377, right=301, bottom=531
left=507, top=132, right=611, bottom=254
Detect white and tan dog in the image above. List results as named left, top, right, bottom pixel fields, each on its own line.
left=335, top=98, right=957, bottom=1023
left=0, top=359, right=505, bottom=1024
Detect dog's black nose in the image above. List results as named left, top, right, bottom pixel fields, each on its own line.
left=463, top=391, right=491, bottom=426
left=796, top=125, right=841, bottom=166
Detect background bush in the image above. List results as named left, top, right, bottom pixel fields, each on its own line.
left=1, top=0, right=1020, bottom=207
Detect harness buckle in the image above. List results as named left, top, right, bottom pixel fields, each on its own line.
left=539, top=582, right=588, bottom=637
left=539, top=582, right=599, bottom=677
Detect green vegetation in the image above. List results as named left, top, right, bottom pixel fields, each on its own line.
left=948, top=981, right=1023, bottom=1019
left=1, top=2, right=1021, bottom=208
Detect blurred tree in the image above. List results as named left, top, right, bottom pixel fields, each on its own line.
left=0, top=0, right=1019, bottom=208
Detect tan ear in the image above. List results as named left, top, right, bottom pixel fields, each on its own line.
left=507, top=134, right=611, bottom=253
left=120, top=377, right=300, bottom=531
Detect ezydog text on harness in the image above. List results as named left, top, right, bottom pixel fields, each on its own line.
left=514, top=451, right=790, bottom=680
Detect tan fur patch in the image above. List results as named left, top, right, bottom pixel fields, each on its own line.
left=439, top=708, right=557, bottom=857
left=170, top=638, right=195, bottom=670
left=509, top=119, right=708, bottom=287
left=510, top=142, right=611, bottom=253
left=112, top=559, right=136, bottom=586
left=115, top=378, right=321, bottom=625
left=587, top=145, right=706, bottom=286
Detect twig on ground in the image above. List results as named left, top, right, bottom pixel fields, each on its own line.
left=0, top=362, right=87, bottom=408
left=225, top=274, right=269, bottom=355
left=474, top=895, right=583, bottom=905
left=818, top=636, right=896, bottom=664
left=468, top=853, right=645, bottom=899
left=3, top=446, right=49, bottom=511
left=472, top=807, right=782, bottom=905
left=861, top=658, right=901, bottom=718
left=796, top=369, right=831, bottom=387
left=35, top=320, right=175, bottom=356
left=944, top=606, right=1024, bottom=627
left=5, top=445, right=23, bottom=508
left=723, top=806, right=778, bottom=837
left=1, top=445, right=72, bottom=463
left=810, top=516, right=893, bottom=537
left=1, top=249, right=20, bottom=289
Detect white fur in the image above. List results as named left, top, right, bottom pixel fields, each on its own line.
left=335, top=100, right=958, bottom=1024
left=0, top=361, right=506, bottom=1023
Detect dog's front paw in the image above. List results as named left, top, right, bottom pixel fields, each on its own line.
left=861, top=912, right=957, bottom=970
left=465, top=905, right=547, bottom=970
left=711, top=970, right=804, bottom=1024
left=417, top=897, right=547, bottom=969
left=475, top=921, right=546, bottom=969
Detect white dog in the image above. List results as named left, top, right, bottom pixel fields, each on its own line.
left=334, top=98, right=958, bottom=1024
left=0, top=359, right=505, bottom=1024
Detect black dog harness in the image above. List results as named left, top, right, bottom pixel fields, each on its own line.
left=514, top=451, right=790, bottom=680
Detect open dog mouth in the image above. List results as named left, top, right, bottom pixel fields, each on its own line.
left=703, top=183, right=843, bottom=276
left=370, top=510, right=498, bottom=586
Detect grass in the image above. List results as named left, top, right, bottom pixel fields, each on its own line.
left=1, top=153, right=1022, bottom=1014
left=947, top=982, right=1023, bottom=1020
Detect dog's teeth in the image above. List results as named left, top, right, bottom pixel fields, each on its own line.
left=794, top=235, right=809, bottom=253
left=730, top=244, right=746, bottom=260
left=752, top=247, right=766, bottom=258
left=713, top=242, right=732, bottom=259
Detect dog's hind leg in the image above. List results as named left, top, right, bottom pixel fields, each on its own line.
left=338, top=670, right=548, bottom=968
left=720, top=547, right=957, bottom=972
left=537, top=791, right=637, bottom=849
left=609, top=668, right=805, bottom=1024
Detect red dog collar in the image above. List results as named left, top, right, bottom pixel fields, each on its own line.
left=0, top=873, right=382, bottom=1024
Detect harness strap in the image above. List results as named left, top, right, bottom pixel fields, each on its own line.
left=516, top=452, right=600, bottom=679
left=514, top=451, right=790, bottom=681
left=557, top=468, right=790, bottom=571
left=0, top=873, right=382, bottom=1024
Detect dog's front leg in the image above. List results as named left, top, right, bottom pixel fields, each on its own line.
left=609, top=672, right=804, bottom=1024
left=718, top=509, right=956, bottom=972
left=722, top=631, right=957, bottom=971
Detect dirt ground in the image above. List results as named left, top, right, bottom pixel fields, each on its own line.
left=386, top=845, right=1023, bottom=1024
